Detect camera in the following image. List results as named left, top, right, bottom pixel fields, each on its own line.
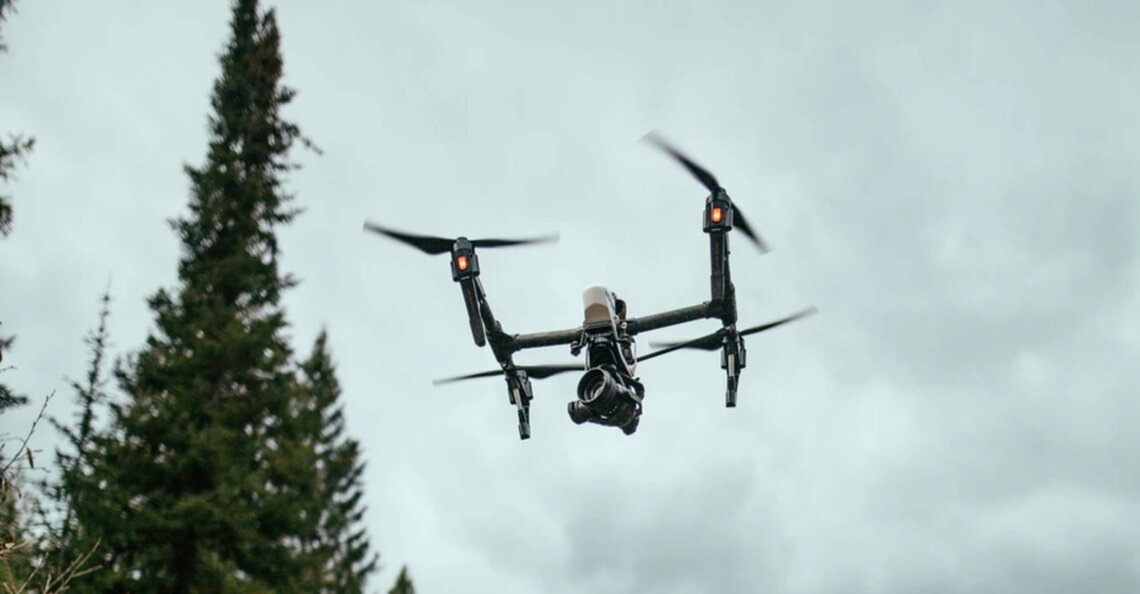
left=567, top=366, right=643, bottom=435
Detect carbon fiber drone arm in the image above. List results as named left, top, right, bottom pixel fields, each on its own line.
left=469, top=282, right=581, bottom=354
left=507, top=327, right=583, bottom=352
left=625, top=301, right=716, bottom=335
left=505, top=300, right=717, bottom=352
left=468, top=277, right=523, bottom=364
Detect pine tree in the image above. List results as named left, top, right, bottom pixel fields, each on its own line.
left=69, top=1, right=322, bottom=591
left=387, top=566, right=415, bottom=594
left=0, top=0, right=36, bottom=239
left=295, top=330, right=379, bottom=593
left=0, top=0, right=33, bottom=470
left=1, top=468, right=37, bottom=589
left=0, top=131, right=34, bottom=238
left=1, top=294, right=109, bottom=593
left=38, top=290, right=114, bottom=581
left=0, top=330, right=28, bottom=414
left=0, top=0, right=33, bottom=413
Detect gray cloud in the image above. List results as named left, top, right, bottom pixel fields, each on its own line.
left=2, top=0, right=1138, bottom=592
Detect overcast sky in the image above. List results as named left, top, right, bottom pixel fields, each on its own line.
left=2, top=0, right=1139, bottom=592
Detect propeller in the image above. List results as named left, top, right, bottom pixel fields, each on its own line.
left=643, top=132, right=769, bottom=253
left=642, top=307, right=819, bottom=359
left=364, top=221, right=559, bottom=255
left=432, top=364, right=583, bottom=386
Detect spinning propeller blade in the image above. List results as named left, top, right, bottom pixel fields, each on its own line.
left=364, top=221, right=559, bottom=255
left=637, top=332, right=726, bottom=363
left=644, top=132, right=721, bottom=196
left=730, top=208, right=767, bottom=253
left=643, top=132, right=769, bottom=252
left=737, top=306, right=818, bottom=337
left=646, top=306, right=819, bottom=354
left=470, top=236, right=560, bottom=248
left=648, top=333, right=724, bottom=353
left=432, top=364, right=582, bottom=386
left=362, top=222, right=454, bottom=254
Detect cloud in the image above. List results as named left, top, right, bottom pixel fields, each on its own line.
left=2, top=0, right=1138, bottom=593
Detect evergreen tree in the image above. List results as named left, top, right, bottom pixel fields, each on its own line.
left=68, top=1, right=325, bottom=592
left=0, top=330, right=28, bottom=414
left=0, top=0, right=33, bottom=413
left=0, top=131, right=34, bottom=238
left=387, top=566, right=415, bottom=594
left=0, top=0, right=36, bottom=238
left=295, top=330, right=379, bottom=593
left=1, top=293, right=109, bottom=593
left=1, top=468, right=37, bottom=589
left=38, top=290, right=114, bottom=581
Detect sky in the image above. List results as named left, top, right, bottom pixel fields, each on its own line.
left=2, top=0, right=1139, bottom=592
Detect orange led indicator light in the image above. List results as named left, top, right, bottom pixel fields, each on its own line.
left=712, top=206, right=723, bottom=223
left=457, top=255, right=468, bottom=271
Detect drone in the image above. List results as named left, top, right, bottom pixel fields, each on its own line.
left=364, top=133, right=817, bottom=440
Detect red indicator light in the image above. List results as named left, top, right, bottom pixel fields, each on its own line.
left=457, top=255, right=469, bottom=271
left=711, top=206, right=723, bottom=223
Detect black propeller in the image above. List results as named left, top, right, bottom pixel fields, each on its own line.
left=364, top=221, right=559, bottom=255
left=643, top=132, right=769, bottom=253
left=432, top=364, right=583, bottom=386
left=643, top=307, right=819, bottom=358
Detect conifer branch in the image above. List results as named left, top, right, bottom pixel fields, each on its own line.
left=0, top=391, right=52, bottom=483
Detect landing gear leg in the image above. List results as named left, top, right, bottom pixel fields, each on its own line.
left=517, top=408, right=531, bottom=440
left=721, top=333, right=746, bottom=408
left=506, top=371, right=534, bottom=440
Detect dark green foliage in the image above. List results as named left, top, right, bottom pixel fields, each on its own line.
left=61, top=1, right=345, bottom=592
left=0, top=0, right=36, bottom=238
left=1, top=331, right=28, bottom=414
left=1, top=0, right=386, bottom=590
left=0, top=0, right=16, bottom=51
left=295, top=330, right=379, bottom=593
left=387, top=566, right=415, bottom=594
left=1, top=0, right=33, bottom=417
left=0, top=0, right=32, bottom=413
left=1, top=469, right=37, bottom=588
left=0, top=132, right=33, bottom=238
left=36, top=290, right=114, bottom=582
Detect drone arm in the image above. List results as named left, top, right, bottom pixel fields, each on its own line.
left=709, top=231, right=735, bottom=321
left=625, top=301, right=715, bottom=335
left=508, top=328, right=583, bottom=351
left=459, top=275, right=515, bottom=357
left=467, top=277, right=524, bottom=366
left=459, top=277, right=487, bottom=347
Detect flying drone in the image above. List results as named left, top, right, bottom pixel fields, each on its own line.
left=364, top=133, right=817, bottom=440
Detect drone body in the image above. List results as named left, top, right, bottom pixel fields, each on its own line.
left=365, top=133, right=816, bottom=440
left=568, top=286, right=643, bottom=435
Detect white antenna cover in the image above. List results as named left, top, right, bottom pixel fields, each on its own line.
left=582, top=285, right=615, bottom=325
